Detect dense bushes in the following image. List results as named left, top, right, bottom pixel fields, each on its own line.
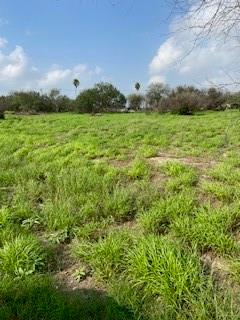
left=7, top=90, right=73, bottom=113
left=0, top=90, right=73, bottom=114
left=0, top=105, right=5, bottom=119
left=129, top=83, right=235, bottom=114
left=163, top=86, right=205, bottom=115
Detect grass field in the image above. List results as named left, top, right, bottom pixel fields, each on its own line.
left=0, top=110, right=240, bottom=319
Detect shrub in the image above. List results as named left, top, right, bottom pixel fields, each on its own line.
left=159, top=85, right=228, bottom=114
left=0, top=107, right=5, bottom=119
left=127, top=94, right=144, bottom=111
left=145, top=82, right=170, bottom=111
left=2, top=90, right=73, bottom=113
left=169, top=88, right=204, bottom=115
left=206, top=87, right=226, bottom=110
left=8, top=91, right=52, bottom=113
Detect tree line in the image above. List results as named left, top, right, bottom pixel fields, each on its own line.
left=0, top=81, right=240, bottom=119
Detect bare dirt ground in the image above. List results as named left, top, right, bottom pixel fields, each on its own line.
left=149, top=152, right=217, bottom=169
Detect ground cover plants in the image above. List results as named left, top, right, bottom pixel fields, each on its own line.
left=0, top=110, right=240, bottom=319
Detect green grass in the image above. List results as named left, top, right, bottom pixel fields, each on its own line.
left=0, top=110, right=240, bottom=319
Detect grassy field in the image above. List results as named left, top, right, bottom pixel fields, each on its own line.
left=0, top=110, right=240, bottom=319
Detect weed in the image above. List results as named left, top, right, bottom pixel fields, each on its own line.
left=0, top=235, right=45, bottom=278
left=138, top=190, right=196, bottom=234
left=73, top=230, right=134, bottom=280
left=173, top=206, right=239, bottom=255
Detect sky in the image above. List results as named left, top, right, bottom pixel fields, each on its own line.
left=0, top=0, right=239, bottom=96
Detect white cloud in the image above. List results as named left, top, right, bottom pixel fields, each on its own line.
left=149, top=3, right=240, bottom=89
left=0, top=46, right=28, bottom=81
left=0, top=37, right=104, bottom=96
left=148, top=75, right=166, bottom=84
left=149, top=38, right=182, bottom=74
left=38, top=68, right=72, bottom=87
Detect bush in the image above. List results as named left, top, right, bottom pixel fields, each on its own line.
left=206, top=87, right=226, bottom=110
left=0, top=110, right=4, bottom=120
left=145, top=82, right=170, bottom=111
left=0, top=104, right=6, bottom=119
left=75, top=82, right=126, bottom=113
left=2, top=90, right=73, bottom=114
left=168, top=87, right=205, bottom=114
left=158, top=85, right=228, bottom=114
left=127, top=94, right=144, bottom=111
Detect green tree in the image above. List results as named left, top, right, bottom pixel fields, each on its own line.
left=94, top=82, right=126, bottom=112
left=48, top=89, right=72, bottom=112
left=75, top=88, right=99, bottom=113
left=75, top=82, right=126, bottom=113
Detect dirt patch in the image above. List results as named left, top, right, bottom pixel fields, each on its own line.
left=51, top=244, right=105, bottom=294
left=151, top=172, right=168, bottom=187
left=54, top=264, right=103, bottom=293
left=108, top=159, right=130, bottom=168
left=91, top=158, right=130, bottom=168
left=201, top=251, right=231, bottom=283
left=149, top=152, right=217, bottom=170
left=112, top=220, right=138, bottom=232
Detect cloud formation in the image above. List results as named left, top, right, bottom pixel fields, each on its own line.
left=0, top=38, right=103, bottom=96
left=149, top=3, right=240, bottom=89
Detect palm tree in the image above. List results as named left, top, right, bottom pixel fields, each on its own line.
left=73, top=79, right=80, bottom=97
left=135, top=82, right=140, bottom=91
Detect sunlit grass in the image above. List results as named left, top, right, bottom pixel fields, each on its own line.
left=0, top=110, right=240, bottom=319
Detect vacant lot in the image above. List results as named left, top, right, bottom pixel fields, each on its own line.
left=0, top=111, right=240, bottom=319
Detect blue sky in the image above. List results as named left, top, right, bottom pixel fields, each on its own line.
left=0, top=0, right=239, bottom=96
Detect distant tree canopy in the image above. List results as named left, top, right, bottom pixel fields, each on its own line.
left=146, top=83, right=170, bottom=110
left=75, top=82, right=126, bottom=113
left=127, top=94, right=145, bottom=111
left=0, top=105, right=5, bottom=119
left=1, top=90, right=72, bottom=113
left=0, top=81, right=239, bottom=116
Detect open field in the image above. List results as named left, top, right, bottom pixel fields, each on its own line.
left=0, top=110, right=240, bottom=319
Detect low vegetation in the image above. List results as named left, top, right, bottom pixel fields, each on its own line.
left=0, top=111, right=240, bottom=319
left=1, top=81, right=240, bottom=117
